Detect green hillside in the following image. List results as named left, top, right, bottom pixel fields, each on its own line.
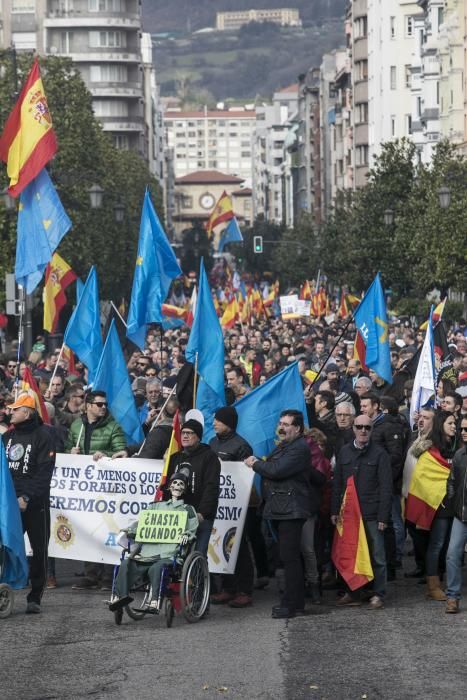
left=141, top=2, right=347, bottom=101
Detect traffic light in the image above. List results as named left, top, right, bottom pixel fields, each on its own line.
left=253, top=235, right=263, bottom=253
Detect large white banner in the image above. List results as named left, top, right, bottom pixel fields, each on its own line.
left=47, top=454, right=253, bottom=574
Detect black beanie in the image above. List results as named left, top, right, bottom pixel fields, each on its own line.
left=182, top=418, right=203, bottom=440
left=214, top=406, right=238, bottom=432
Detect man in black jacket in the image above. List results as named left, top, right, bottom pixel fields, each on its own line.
left=445, top=416, right=467, bottom=613
left=245, top=409, right=311, bottom=619
left=331, top=413, right=392, bottom=609
left=209, top=406, right=256, bottom=608
left=3, top=393, right=56, bottom=614
left=165, top=418, right=221, bottom=556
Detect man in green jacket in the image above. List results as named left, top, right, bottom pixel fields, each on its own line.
left=65, top=390, right=126, bottom=459
left=69, top=390, right=127, bottom=590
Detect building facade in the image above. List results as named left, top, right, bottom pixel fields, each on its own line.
left=350, top=0, right=370, bottom=187
left=0, top=0, right=149, bottom=159
left=438, top=0, right=465, bottom=146
left=164, top=108, right=256, bottom=183
left=216, top=9, right=301, bottom=31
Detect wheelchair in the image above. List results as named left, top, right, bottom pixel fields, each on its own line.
left=109, top=540, right=210, bottom=627
left=0, top=544, right=15, bottom=619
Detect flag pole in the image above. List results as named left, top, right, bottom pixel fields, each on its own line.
left=14, top=286, right=27, bottom=399
left=46, top=342, right=65, bottom=395
left=193, top=351, right=199, bottom=408
left=110, top=300, right=127, bottom=327
left=310, top=314, right=355, bottom=388
left=75, top=422, right=84, bottom=450
left=135, top=383, right=177, bottom=456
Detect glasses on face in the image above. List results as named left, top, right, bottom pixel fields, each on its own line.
left=92, top=402, right=107, bottom=408
left=336, top=413, right=351, bottom=418
left=278, top=421, right=293, bottom=428
left=181, top=430, right=195, bottom=437
left=354, top=424, right=372, bottom=431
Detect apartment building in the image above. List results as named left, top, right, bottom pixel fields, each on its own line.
left=164, top=108, right=256, bottom=184
left=216, top=8, right=301, bottom=31
left=438, top=0, right=465, bottom=145
left=367, top=1, right=421, bottom=159
left=330, top=12, right=354, bottom=200
left=253, top=84, right=298, bottom=223
left=0, top=0, right=150, bottom=159
left=349, top=0, right=369, bottom=187
left=410, top=0, right=445, bottom=163
left=295, top=68, right=322, bottom=223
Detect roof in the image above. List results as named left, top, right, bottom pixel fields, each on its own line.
left=175, top=170, right=245, bottom=184
left=231, top=188, right=252, bottom=196
left=165, top=110, right=256, bottom=119
left=275, top=83, right=299, bottom=94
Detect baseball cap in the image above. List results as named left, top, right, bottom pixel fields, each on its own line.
left=8, top=393, right=36, bottom=410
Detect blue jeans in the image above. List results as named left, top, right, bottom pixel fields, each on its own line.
left=195, top=519, right=214, bottom=557
left=391, top=496, right=405, bottom=562
left=364, top=520, right=387, bottom=599
left=446, top=518, right=467, bottom=600
left=425, top=518, right=452, bottom=576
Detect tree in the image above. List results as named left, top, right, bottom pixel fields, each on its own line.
left=271, top=213, right=318, bottom=286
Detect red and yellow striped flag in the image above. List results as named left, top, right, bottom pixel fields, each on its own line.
left=338, top=291, right=349, bottom=319
left=155, top=410, right=182, bottom=502
left=43, top=253, right=77, bottom=333
left=0, top=58, right=57, bottom=197
left=205, top=191, right=235, bottom=237
left=405, top=448, right=451, bottom=530
left=331, top=476, right=374, bottom=591
left=21, top=367, right=50, bottom=424
left=420, top=297, right=446, bottom=331
left=221, top=296, right=240, bottom=329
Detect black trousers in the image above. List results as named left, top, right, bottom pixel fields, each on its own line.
left=224, top=532, right=254, bottom=595
left=245, top=507, right=269, bottom=578
left=22, top=501, right=50, bottom=605
left=273, top=518, right=305, bottom=612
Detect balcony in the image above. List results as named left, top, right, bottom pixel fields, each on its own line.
left=58, top=51, right=140, bottom=63
left=89, top=83, right=142, bottom=99
left=353, top=81, right=368, bottom=103
left=44, top=13, right=140, bottom=29
left=100, top=116, right=144, bottom=132
left=354, top=123, right=368, bottom=146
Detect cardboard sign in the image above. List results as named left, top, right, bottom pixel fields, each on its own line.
left=135, top=509, right=187, bottom=544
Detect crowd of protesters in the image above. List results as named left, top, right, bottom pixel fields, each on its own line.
left=2, top=279, right=467, bottom=617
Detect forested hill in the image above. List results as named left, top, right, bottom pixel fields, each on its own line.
left=142, top=0, right=347, bottom=32
left=142, top=1, right=348, bottom=101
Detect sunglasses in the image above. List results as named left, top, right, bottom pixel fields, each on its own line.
left=354, top=424, right=372, bottom=431
left=8, top=364, right=17, bottom=369
left=92, top=402, right=107, bottom=408
left=461, top=427, right=467, bottom=433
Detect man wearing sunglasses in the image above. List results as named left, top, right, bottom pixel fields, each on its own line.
left=68, top=390, right=127, bottom=591
left=331, top=413, right=392, bottom=609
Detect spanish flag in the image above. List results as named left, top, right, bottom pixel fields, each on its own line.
left=338, top=291, right=349, bottom=319
left=405, top=448, right=451, bottom=530
left=420, top=297, right=446, bottom=331
left=43, top=253, right=77, bottom=333
left=161, top=303, right=187, bottom=321
left=300, top=280, right=312, bottom=301
left=221, top=296, right=240, bottom=329
left=205, top=191, right=235, bottom=237
left=353, top=331, right=369, bottom=372
left=155, top=410, right=182, bottom=502
left=20, top=367, right=50, bottom=425
left=331, top=476, right=374, bottom=591
left=62, top=345, right=79, bottom=377
left=0, top=58, right=57, bottom=197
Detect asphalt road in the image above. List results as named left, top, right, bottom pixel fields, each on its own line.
left=1, top=560, right=466, bottom=700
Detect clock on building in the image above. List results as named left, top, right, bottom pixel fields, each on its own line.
left=199, top=192, right=215, bottom=210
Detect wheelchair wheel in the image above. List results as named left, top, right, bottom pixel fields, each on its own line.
left=164, top=598, right=174, bottom=628
left=125, top=587, right=151, bottom=621
left=114, top=608, right=123, bottom=626
left=180, top=551, right=210, bottom=623
left=0, top=583, right=14, bottom=619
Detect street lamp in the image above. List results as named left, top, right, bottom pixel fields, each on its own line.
left=114, top=201, right=125, bottom=223
left=383, top=208, right=395, bottom=226
left=88, top=183, right=104, bottom=209
left=437, top=186, right=451, bottom=209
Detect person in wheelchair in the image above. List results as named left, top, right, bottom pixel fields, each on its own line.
left=109, top=468, right=198, bottom=613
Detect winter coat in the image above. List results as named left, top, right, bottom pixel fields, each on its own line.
left=372, top=412, right=410, bottom=494
left=209, top=431, right=253, bottom=461
left=402, top=434, right=433, bottom=499
left=65, top=412, right=126, bottom=456
left=446, top=445, right=467, bottom=522
left=3, top=414, right=56, bottom=504
left=165, top=443, right=221, bottom=521
left=253, top=436, right=312, bottom=521
left=331, top=440, right=393, bottom=523
left=303, top=434, right=329, bottom=515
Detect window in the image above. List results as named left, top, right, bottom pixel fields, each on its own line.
left=391, top=116, right=396, bottom=137
left=90, top=64, right=128, bottom=82
left=405, top=16, right=414, bottom=37
left=181, top=196, right=193, bottom=209
left=59, top=31, right=74, bottom=53
left=356, top=145, right=369, bottom=166
left=356, top=103, right=368, bottom=123
left=354, top=16, right=367, bottom=38
left=390, top=16, right=396, bottom=39
left=11, top=31, right=37, bottom=49
left=356, top=60, right=368, bottom=81
left=114, top=134, right=129, bottom=150
left=93, top=100, right=128, bottom=117
left=436, top=80, right=440, bottom=105
left=89, top=30, right=126, bottom=48
left=12, top=0, right=35, bottom=11
left=89, top=0, right=123, bottom=10
left=405, top=65, right=411, bottom=89
left=416, top=96, right=422, bottom=117
left=390, top=66, right=397, bottom=90
left=406, top=115, right=412, bottom=135
left=437, top=8, right=444, bottom=29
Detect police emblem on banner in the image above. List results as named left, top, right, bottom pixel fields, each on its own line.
left=53, top=515, right=75, bottom=549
